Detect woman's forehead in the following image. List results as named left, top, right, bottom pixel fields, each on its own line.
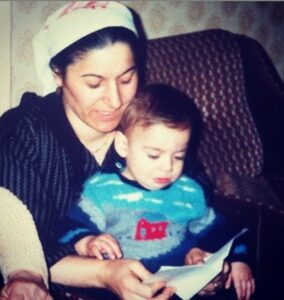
left=70, top=42, right=136, bottom=78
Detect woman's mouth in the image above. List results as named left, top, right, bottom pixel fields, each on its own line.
left=95, top=110, right=118, bottom=121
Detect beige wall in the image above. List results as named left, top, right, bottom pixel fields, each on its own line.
left=1, top=1, right=284, bottom=116
left=0, top=1, right=11, bottom=115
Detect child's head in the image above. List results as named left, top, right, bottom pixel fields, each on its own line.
left=115, top=83, right=197, bottom=190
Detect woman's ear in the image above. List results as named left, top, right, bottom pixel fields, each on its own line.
left=114, top=131, right=128, bottom=158
left=51, top=67, right=63, bottom=88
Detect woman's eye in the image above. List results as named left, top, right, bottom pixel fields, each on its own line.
left=175, top=155, right=185, bottom=161
left=120, top=78, right=131, bottom=85
left=88, top=83, right=101, bottom=89
left=120, top=73, right=134, bottom=85
left=86, top=80, right=102, bottom=89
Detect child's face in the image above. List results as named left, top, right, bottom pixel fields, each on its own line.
left=122, top=123, right=191, bottom=190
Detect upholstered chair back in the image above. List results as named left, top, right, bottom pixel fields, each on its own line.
left=145, top=29, right=263, bottom=186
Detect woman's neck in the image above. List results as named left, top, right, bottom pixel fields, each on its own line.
left=64, top=105, right=115, bottom=165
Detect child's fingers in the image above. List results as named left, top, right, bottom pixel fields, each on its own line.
left=86, top=234, right=122, bottom=259
left=185, top=248, right=208, bottom=265
left=235, top=279, right=255, bottom=300
left=240, top=281, right=250, bottom=300
left=234, top=280, right=242, bottom=300
left=245, top=279, right=255, bottom=300
left=87, top=242, right=104, bottom=260
left=100, top=240, right=119, bottom=259
left=231, top=262, right=255, bottom=300
left=185, top=254, right=204, bottom=265
left=225, top=273, right=232, bottom=289
left=251, top=278, right=256, bottom=294
left=223, top=261, right=230, bottom=274
left=99, top=234, right=122, bottom=258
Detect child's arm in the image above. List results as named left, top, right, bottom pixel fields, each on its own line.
left=225, top=262, right=255, bottom=300
left=185, top=247, right=230, bottom=297
left=187, top=207, right=255, bottom=298
left=74, top=233, right=122, bottom=260
left=57, top=203, right=103, bottom=247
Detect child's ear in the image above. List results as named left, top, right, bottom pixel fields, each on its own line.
left=114, top=131, right=128, bottom=158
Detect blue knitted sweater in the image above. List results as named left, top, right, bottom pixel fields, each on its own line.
left=59, top=172, right=249, bottom=272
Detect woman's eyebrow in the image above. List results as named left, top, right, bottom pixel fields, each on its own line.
left=81, top=66, right=137, bottom=79
left=118, top=66, right=137, bottom=77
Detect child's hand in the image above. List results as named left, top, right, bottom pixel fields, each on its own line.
left=186, top=249, right=231, bottom=296
left=184, top=247, right=210, bottom=265
left=75, top=234, right=122, bottom=260
left=225, top=262, right=255, bottom=300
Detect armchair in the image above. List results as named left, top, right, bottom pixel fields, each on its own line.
left=145, top=29, right=284, bottom=300
left=5, top=28, right=281, bottom=300
left=53, top=27, right=284, bottom=300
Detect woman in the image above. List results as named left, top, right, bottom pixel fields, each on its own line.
left=0, top=2, right=227, bottom=299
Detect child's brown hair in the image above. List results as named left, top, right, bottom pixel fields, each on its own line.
left=119, top=83, right=197, bottom=135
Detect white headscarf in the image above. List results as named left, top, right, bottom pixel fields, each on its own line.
left=33, top=1, right=138, bottom=95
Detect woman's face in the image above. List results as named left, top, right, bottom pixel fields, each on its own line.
left=55, top=42, right=138, bottom=134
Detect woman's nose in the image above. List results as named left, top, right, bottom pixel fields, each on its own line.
left=105, top=83, right=122, bottom=109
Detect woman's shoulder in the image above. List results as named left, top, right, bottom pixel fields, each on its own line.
left=0, top=92, right=58, bottom=141
left=1, top=92, right=53, bottom=123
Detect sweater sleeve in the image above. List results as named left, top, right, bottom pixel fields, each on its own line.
left=189, top=207, right=250, bottom=264
left=0, top=188, right=49, bottom=287
left=57, top=204, right=99, bottom=246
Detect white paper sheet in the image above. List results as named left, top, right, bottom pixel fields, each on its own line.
left=144, top=228, right=248, bottom=300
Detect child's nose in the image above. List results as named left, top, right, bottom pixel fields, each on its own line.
left=160, top=156, right=173, bottom=172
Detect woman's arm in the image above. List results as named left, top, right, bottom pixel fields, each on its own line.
left=51, top=256, right=175, bottom=300
left=0, top=187, right=48, bottom=286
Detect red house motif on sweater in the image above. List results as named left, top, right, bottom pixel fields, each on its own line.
left=135, top=218, right=168, bottom=240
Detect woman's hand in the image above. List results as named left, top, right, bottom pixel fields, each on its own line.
left=75, top=234, right=122, bottom=260
left=104, top=259, right=175, bottom=300
left=0, top=270, right=53, bottom=300
left=225, top=262, right=255, bottom=300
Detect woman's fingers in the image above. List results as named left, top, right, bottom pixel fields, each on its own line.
left=103, top=259, right=174, bottom=300
left=116, top=260, right=173, bottom=299
left=151, top=286, right=176, bottom=300
left=0, top=281, right=53, bottom=300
